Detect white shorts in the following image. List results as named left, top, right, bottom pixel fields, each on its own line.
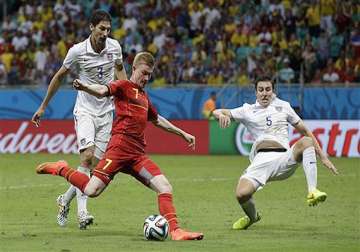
left=241, top=146, right=298, bottom=189
left=74, top=111, right=113, bottom=159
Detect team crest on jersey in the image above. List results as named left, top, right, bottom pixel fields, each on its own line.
left=275, top=106, right=282, bottom=112
left=107, top=53, right=113, bottom=60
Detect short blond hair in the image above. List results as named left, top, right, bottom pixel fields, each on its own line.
left=133, top=52, right=155, bottom=68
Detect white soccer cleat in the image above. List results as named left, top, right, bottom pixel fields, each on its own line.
left=56, top=195, right=70, bottom=227
left=78, top=211, right=94, bottom=230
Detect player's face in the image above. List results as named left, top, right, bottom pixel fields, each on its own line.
left=91, top=20, right=111, bottom=49
left=132, top=63, right=154, bottom=88
left=256, top=81, right=273, bottom=107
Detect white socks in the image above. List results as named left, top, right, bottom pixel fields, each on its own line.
left=76, top=166, right=91, bottom=214
left=63, top=185, right=76, bottom=204
left=302, top=147, right=317, bottom=193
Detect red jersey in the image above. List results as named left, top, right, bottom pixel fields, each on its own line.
left=107, top=80, right=158, bottom=151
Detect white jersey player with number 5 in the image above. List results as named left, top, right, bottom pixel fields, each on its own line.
left=212, top=76, right=338, bottom=230
left=31, top=10, right=127, bottom=229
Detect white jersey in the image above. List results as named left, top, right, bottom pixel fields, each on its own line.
left=230, top=97, right=301, bottom=161
left=63, top=36, right=123, bottom=116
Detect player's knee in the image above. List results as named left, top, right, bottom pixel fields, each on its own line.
left=158, top=180, right=173, bottom=194
left=301, top=136, right=313, bottom=148
left=84, top=187, right=99, bottom=197
left=298, top=136, right=313, bottom=150
left=80, top=148, right=95, bottom=167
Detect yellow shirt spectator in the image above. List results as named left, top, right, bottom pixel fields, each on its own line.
left=248, top=33, right=259, bottom=48
left=1, top=52, right=14, bottom=72
left=207, top=73, right=224, bottom=86
left=282, top=0, right=292, bottom=10
left=57, top=40, right=67, bottom=59
left=231, top=32, right=248, bottom=46
left=320, top=0, right=335, bottom=16
left=306, top=4, right=321, bottom=26
left=237, top=74, right=250, bottom=86
left=41, top=7, right=53, bottom=22
left=152, top=77, right=166, bottom=88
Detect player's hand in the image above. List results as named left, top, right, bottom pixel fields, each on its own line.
left=31, top=107, right=45, bottom=127
left=73, top=79, right=85, bottom=90
left=219, top=114, right=231, bottom=128
left=321, top=157, right=338, bottom=175
left=183, top=133, right=196, bottom=150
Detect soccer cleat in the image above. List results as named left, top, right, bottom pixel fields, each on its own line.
left=232, top=212, right=261, bottom=230
left=307, top=189, right=327, bottom=206
left=78, top=211, right=94, bottom=230
left=171, top=228, right=204, bottom=241
left=56, top=195, right=70, bottom=227
left=36, top=160, right=68, bottom=175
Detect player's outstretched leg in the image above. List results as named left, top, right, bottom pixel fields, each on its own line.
left=158, top=193, right=204, bottom=241
left=36, top=160, right=91, bottom=194
left=294, top=137, right=328, bottom=207
left=233, top=178, right=260, bottom=230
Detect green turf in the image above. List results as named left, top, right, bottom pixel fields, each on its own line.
left=0, top=154, right=359, bottom=252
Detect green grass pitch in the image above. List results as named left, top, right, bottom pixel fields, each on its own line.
left=0, top=154, right=359, bottom=252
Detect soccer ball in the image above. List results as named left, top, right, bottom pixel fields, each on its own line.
left=143, top=214, right=169, bottom=241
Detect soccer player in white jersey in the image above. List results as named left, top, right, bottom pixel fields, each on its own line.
left=212, top=75, right=338, bottom=230
left=31, top=10, right=127, bottom=229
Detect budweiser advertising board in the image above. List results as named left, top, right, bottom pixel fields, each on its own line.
left=235, top=120, right=359, bottom=157
left=0, top=120, right=358, bottom=157
left=0, top=120, right=209, bottom=155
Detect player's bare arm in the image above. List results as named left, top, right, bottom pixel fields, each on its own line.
left=212, top=109, right=232, bottom=128
left=31, top=66, right=70, bottom=127
left=293, top=120, right=338, bottom=175
left=152, top=115, right=195, bottom=150
left=72, top=79, right=109, bottom=98
left=114, top=58, right=127, bottom=80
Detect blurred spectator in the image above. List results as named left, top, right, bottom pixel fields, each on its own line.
left=202, top=91, right=217, bottom=119
left=34, top=44, right=48, bottom=85
left=11, top=31, right=29, bottom=52
left=230, top=63, right=250, bottom=86
left=0, top=59, right=7, bottom=85
left=322, top=60, right=340, bottom=83
left=278, top=58, right=295, bottom=83
left=306, top=1, right=321, bottom=37
left=320, top=0, right=336, bottom=34
left=302, top=44, right=318, bottom=82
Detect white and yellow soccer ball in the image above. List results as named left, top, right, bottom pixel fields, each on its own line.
left=143, top=214, right=169, bottom=241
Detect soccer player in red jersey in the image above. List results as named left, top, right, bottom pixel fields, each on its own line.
left=36, top=52, right=204, bottom=241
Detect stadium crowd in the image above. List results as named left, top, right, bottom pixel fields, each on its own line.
left=0, top=0, right=359, bottom=87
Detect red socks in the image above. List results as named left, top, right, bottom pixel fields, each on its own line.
left=158, top=193, right=179, bottom=232
left=59, top=165, right=90, bottom=193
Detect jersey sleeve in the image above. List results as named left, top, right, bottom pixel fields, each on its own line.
left=63, top=46, right=78, bottom=69
left=230, top=105, right=246, bottom=123
left=147, top=98, right=158, bottom=121
left=285, top=103, right=301, bottom=125
left=108, top=80, right=125, bottom=97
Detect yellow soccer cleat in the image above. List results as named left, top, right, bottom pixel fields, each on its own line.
left=307, top=189, right=327, bottom=206
left=232, top=213, right=261, bottom=230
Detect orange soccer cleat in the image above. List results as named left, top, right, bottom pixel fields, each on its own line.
left=36, top=160, right=68, bottom=175
left=171, top=228, right=204, bottom=241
